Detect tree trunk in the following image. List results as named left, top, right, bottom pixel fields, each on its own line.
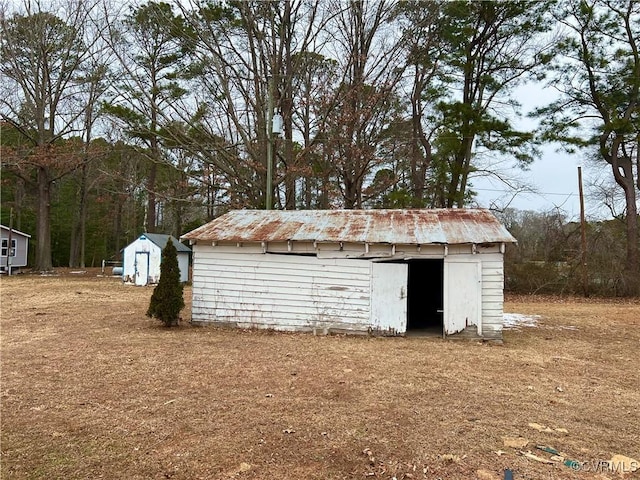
left=410, top=64, right=432, bottom=207
left=447, top=134, right=474, bottom=208
left=319, top=142, right=330, bottom=209
left=344, top=189, right=356, bottom=209
left=35, top=166, right=53, bottom=271
left=113, top=194, right=124, bottom=261
left=147, top=153, right=158, bottom=233
left=623, top=198, right=639, bottom=295
left=410, top=120, right=425, bottom=206
left=608, top=132, right=639, bottom=295
left=616, top=162, right=639, bottom=295
left=78, top=172, right=88, bottom=268
left=174, top=207, right=182, bottom=240
left=69, top=163, right=89, bottom=268
left=282, top=0, right=296, bottom=210
left=14, top=178, right=25, bottom=231
left=69, top=200, right=79, bottom=268
left=147, top=65, right=160, bottom=232
left=283, top=134, right=296, bottom=209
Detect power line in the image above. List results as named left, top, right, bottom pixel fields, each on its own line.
left=474, top=187, right=578, bottom=197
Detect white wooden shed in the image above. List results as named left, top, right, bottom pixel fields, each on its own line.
left=0, top=225, right=30, bottom=274
left=122, top=233, right=191, bottom=286
left=182, top=209, right=516, bottom=340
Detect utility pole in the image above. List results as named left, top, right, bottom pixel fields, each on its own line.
left=7, top=208, right=14, bottom=276
left=265, top=75, right=283, bottom=210
left=266, top=75, right=274, bottom=210
left=578, top=166, right=588, bottom=297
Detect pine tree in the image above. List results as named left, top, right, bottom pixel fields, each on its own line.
left=146, top=238, right=184, bottom=326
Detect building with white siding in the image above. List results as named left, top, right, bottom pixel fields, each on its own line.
left=0, top=225, right=30, bottom=274
left=181, top=209, right=516, bottom=340
left=122, top=233, right=191, bottom=286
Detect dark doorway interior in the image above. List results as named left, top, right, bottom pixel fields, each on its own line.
left=407, top=259, right=444, bottom=332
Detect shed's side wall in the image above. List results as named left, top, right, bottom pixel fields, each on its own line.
left=480, top=252, right=505, bottom=340
left=191, top=247, right=372, bottom=333
left=178, top=253, right=190, bottom=283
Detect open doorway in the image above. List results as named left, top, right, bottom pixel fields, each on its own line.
left=407, top=259, right=444, bottom=333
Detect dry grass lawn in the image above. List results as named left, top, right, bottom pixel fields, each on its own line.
left=1, top=271, right=639, bottom=480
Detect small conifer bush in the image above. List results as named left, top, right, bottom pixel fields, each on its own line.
left=146, top=238, right=185, bottom=327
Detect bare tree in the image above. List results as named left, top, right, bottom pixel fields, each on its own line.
left=1, top=0, right=101, bottom=271
left=68, top=11, right=112, bottom=268
left=102, top=1, right=191, bottom=232
left=538, top=0, right=639, bottom=295
left=397, top=0, right=444, bottom=207
left=406, top=1, right=554, bottom=208
left=289, top=51, right=340, bottom=208
left=176, top=0, right=329, bottom=210
left=321, top=0, right=405, bottom=209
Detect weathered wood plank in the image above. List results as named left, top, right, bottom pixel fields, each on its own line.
left=191, top=247, right=372, bottom=330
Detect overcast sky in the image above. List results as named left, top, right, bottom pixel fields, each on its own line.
left=470, top=83, right=613, bottom=220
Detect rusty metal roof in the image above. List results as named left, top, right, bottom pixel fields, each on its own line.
left=182, top=209, right=516, bottom=245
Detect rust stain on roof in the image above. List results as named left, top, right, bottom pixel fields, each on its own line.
left=181, top=209, right=517, bottom=245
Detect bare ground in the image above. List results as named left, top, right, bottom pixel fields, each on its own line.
left=1, top=271, right=639, bottom=479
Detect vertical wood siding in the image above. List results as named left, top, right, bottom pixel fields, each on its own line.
left=480, top=252, right=505, bottom=339
left=442, top=251, right=504, bottom=339
left=191, top=247, right=372, bottom=333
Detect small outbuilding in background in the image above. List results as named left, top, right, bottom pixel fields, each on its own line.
left=182, top=209, right=517, bottom=341
left=122, top=233, right=191, bottom=286
left=0, top=225, right=30, bottom=274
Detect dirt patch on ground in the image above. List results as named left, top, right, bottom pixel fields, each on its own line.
left=1, top=277, right=638, bottom=479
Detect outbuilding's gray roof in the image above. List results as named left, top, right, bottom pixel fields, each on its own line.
left=142, top=233, right=191, bottom=252
left=1, top=225, right=31, bottom=238
left=182, top=209, right=516, bottom=245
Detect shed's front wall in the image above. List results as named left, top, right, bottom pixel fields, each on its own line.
left=123, top=238, right=190, bottom=284
left=442, top=250, right=504, bottom=340
left=191, top=245, right=372, bottom=333
left=0, top=232, right=28, bottom=268
left=123, top=238, right=162, bottom=284
left=190, top=241, right=506, bottom=339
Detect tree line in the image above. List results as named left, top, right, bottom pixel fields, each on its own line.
left=1, top=0, right=638, bottom=294
left=499, top=208, right=634, bottom=296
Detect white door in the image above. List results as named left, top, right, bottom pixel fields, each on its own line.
left=370, top=262, right=408, bottom=334
left=135, top=252, right=149, bottom=286
left=444, top=260, right=481, bottom=335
